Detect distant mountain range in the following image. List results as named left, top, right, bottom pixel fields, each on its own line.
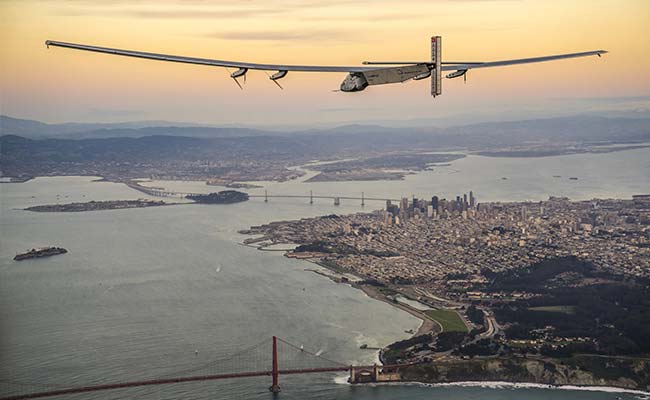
left=1, top=114, right=649, bottom=180
left=0, top=115, right=268, bottom=139
left=2, top=114, right=649, bottom=145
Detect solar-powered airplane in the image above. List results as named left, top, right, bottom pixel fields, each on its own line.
left=45, top=36, right=606, bottom=97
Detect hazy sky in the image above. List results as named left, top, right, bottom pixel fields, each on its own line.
left=1, top=0, right=649, bottom=127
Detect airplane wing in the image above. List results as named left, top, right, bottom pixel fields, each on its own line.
left=45, top=39, right=606, bottom=95
left=45, top=40, right=606, bottom=73
left=440, top=50, right=607, bottom=72
left=44, top=40, right=379, bottom=73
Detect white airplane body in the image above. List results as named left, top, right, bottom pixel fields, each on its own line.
left=45, top=37, right=606, bottom=97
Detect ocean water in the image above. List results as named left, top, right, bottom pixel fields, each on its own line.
left=1, top=148, right=649, bottom=399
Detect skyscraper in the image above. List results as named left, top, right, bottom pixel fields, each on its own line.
left=469, top=191, right=475, bottom=208
left=400, top=197, right=409, bottom=220
left=401, top=197, right=409, bottom=212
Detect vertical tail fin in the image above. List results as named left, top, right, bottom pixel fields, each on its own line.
left=431, top=36, right=442, bottom=97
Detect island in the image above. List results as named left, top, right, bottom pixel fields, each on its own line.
left=25, top=199, right=169, bottom=212
left=186, top=190, right=249, bottom=204
left=14, top=246, right=67, bottom=261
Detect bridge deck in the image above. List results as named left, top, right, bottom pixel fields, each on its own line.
left=0, top=364, right=411, bottom=400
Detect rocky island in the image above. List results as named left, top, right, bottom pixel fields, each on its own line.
left=14, top=247, right=67, bottom=261
left=186, top=190, right=249, bottom=204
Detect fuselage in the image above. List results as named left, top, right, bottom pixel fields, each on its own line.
left=340, top=73, right=369, bottom=92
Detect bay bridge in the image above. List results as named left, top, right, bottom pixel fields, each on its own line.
left=0, top=336, right=415, bottom=399
left=128, top=183, right=400, bottom=206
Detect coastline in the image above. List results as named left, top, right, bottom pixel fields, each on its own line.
left=397, top=355, right=650, bottom=392
left=242, top=240, right=650, bottom=393
left=246, top=242, right=436, bottom=364
left=358, top=380, right=650, bottom=396
left=304, top=259, right=437, bottom=337
left=355, top=284, right=437, bottom=337
left=241, top=240, right=440, bottom=362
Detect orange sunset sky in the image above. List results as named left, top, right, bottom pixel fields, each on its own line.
left=1, top=0, right=649, bottom=127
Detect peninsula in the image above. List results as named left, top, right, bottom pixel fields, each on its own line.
left=305, top=153, right=465, bottom=182
left=242, top=193, right=650, bottom=390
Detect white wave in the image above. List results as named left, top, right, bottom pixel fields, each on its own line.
left=349, top=330, right=367, bottom=350
left=350, top=331, right=383, bottom=365
left=369, top=380, right=650, bottom=396
left=324, top=321, right=345, bottom=330
left=333, top=374, right=350, bottom=385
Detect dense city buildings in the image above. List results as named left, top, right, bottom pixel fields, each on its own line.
left=246, top=193, right=650, bottom=295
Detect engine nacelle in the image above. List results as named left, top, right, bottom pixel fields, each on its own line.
left=340, top=73, right=368, bottom=92
left=270, top=70, right=287, bottom=81
left=446, top=69, right=467, bottom=79
left=230, top=68, right=248, bottom=79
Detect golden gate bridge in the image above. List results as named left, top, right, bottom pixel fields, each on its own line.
left=0, top=336, right=415, bottom=399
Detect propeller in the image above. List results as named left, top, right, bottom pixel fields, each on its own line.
left=228, top=67, right=248, bottom=90
left=265, top=71, right=284, bottom=90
